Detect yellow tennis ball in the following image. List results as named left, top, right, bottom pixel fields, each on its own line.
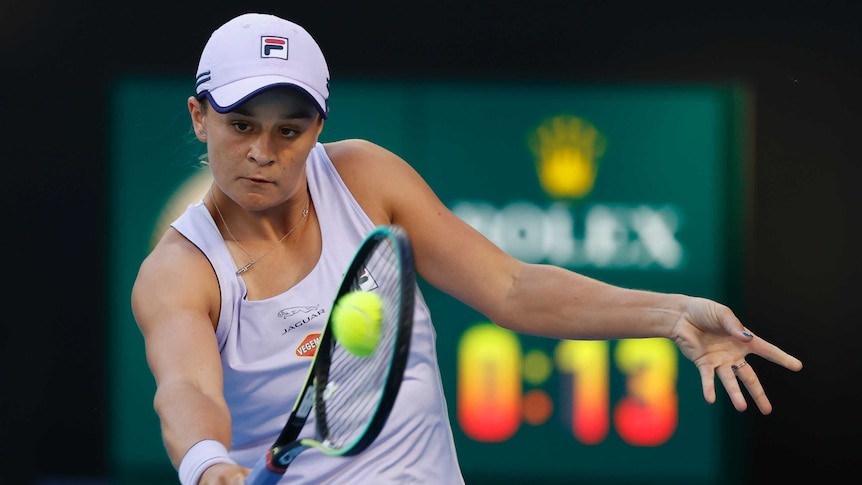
left=331, top=291, right=383, bottom=357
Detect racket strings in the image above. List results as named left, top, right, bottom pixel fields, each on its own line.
left=315, top=239, right=403, bottom=450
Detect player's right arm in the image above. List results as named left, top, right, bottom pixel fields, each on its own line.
left=131, top=227, right=248, bottom=483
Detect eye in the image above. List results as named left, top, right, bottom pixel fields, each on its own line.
left=231, top=121, right=252, bottom=133
left=280, top=127, right=300, bottom=137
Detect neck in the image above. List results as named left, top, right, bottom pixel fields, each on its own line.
left=208, top=186, right=310, bottom=274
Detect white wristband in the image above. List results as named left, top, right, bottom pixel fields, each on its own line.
left=178, top=439, right=237, bottom=485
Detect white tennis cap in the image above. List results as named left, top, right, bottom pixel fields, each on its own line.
left=195, top=13, right=330, bottom=118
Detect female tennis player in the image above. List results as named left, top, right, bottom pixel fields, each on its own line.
left=130, top=12, right=803, bottom=485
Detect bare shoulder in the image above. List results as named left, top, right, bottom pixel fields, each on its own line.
left=322, top=139, right=427, bottom=225
left=323, top=138, right=378, bottom=157
left=131, top=228, right=220, bottom=333
left=322, top=139, right=406, bottom=174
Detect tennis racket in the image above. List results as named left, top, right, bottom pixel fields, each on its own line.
left=246, top=225, right=416, bottom=485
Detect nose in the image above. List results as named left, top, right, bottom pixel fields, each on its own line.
left=248, top=133, right=277, bottom=166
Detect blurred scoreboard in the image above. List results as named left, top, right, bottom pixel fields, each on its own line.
left=109, top=79, right=750, bottom=484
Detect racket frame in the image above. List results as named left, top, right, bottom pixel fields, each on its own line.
left=247, top=225, right=415, bottom=481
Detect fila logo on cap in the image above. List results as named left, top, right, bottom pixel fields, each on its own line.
left=261, top=36, right=288, bottom=59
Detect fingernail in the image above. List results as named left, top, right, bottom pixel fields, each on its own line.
left=743, top=331, right=753, bottom=337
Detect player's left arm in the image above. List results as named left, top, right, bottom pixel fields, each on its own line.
left=327, top=139, right=675, bottom=339
left=326, top=139, right=802, bottom=413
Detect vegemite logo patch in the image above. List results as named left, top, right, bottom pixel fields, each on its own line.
left=296, top=333, right=321, bottom=357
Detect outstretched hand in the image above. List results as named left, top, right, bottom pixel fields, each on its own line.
left=671, top=297, right=803, bottom=414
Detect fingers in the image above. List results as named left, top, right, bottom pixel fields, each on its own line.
left=716, top=363, right=749, bottom=412
left=698, top=351, right=785, bottom=414
left=747, top=334, right=804, bottom=372
left=698, top=365, right=717, bottom=404
left=687, top=299, right=800, bottom=414
left=717, top=360, right=775, bottom=415
left=715, top=303, right=803, bottom=374
left=738, top=361, right=774, bottom=414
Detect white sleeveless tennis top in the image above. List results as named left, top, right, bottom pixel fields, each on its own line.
left=171, top=142, right=464, bottom=484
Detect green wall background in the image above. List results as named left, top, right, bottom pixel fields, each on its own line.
left=110, top=79, right=747, bottom=484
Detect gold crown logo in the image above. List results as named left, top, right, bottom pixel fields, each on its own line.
left=528, top=115, right=606, bottom=199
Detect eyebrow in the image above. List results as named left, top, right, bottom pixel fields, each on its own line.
left=231, top=106, right=316, bottom=120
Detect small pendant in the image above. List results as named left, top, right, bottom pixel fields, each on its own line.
left=236, top=262, right=254, bottom=275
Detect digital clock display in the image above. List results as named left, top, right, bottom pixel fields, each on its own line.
left=457, top=324, right=678, bottom=447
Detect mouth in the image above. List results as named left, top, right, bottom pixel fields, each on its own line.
left=242, top=176, right=272, bottom=184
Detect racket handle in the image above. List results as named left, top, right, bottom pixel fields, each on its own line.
left=246, top=452, right=285, bottom=485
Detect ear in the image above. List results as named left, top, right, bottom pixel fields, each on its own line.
left=188, top=95, right=207, bottom=142
left=313, top=116, right=324, bottom=138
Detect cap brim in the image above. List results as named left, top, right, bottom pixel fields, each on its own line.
left=203, top=75, right=328, bottom=118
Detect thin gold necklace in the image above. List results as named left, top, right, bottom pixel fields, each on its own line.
left=209, top=187, right=310, bottom=275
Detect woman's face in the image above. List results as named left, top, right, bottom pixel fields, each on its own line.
left=190, top=87, right=324, bottom=210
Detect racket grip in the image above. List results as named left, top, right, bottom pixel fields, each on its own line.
left=245, top=453, right=285, bottom=485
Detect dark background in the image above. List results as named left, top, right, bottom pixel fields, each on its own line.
left=2, top=1, right=859, bottom=483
